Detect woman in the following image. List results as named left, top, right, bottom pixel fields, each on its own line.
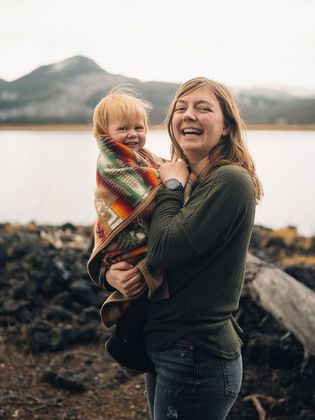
left=106, top=77, right=262, bottom=419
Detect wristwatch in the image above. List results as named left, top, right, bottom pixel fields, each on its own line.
left=163, top=178, right=184, bottom=192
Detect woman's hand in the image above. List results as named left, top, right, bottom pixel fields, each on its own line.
left=159, top=160, right=189, bottom=186
left=106, top=261, right=146, bottom=297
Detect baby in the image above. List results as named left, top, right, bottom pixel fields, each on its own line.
left=87, top=87, right=168, bottom=374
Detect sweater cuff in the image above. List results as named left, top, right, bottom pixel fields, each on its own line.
left=157, top=188, right=184, bottom=204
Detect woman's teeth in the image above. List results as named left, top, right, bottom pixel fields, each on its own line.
left=182, top=129, right=202, bottom=136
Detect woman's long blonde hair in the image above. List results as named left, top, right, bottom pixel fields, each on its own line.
left=166, top=77, right=263, bottom=201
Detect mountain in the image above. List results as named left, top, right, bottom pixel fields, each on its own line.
left=0, top=56, right=314, bottom=125
left=235, top=89, right=315, bottom=125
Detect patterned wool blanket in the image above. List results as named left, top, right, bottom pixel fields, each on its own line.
left=87, top=135, right=169, bottom=327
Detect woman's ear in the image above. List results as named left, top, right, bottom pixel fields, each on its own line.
left=222, top=124, right=230, bottom=136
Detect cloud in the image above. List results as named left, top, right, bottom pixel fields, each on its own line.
left=1, top=0, right=314, bottom=89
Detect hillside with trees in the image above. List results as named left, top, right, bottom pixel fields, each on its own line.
left=0, top=56, right=314, bottom=125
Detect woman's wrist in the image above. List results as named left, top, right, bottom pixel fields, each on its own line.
left=163, top=178, right=184, bottom=192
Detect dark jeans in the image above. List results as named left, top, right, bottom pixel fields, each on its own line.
left=144, top=338, right=242, bottom=420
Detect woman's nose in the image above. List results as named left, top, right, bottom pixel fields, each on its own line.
left=183, top=107, right=197, bottom=121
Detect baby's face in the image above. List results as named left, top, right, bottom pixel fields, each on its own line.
left=107, top=113, right=146, bottom=151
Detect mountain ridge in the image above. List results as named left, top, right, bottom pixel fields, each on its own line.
left=0, top=56, right=314, bottom=125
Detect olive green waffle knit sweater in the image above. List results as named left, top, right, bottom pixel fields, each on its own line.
left=144, top=164, right=256, bottom=359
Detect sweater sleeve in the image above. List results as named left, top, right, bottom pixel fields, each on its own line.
left=146, top=166, right=255, bottom=269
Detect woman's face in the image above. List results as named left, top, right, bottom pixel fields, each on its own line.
left=171, top=86, right=229, bottom=162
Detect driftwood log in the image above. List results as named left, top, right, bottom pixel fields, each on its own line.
left=244, top=253, right=315, bottom=358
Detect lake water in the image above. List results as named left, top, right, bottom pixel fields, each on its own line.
left=1, top=129, right=315, bottom=236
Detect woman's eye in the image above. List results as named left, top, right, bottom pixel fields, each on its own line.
left=198, top=106, right=210, bottom=112
left=174, top=107, right=186, bottom=112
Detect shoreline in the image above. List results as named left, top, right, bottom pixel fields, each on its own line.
left=2, top=222, right=314, bottom=266
left=1, top=123, right=315, bottom=131
left=1, top=221, right=314, bottom=240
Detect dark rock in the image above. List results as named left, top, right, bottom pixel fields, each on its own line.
left=0, top=276, right=9, bottom=291
left=245, top=330, right=304, bottom=370
left=41, top=369, right=87, bottom=392
left=0, top=409, right=7, bottom=419
left=40, top=349, right=95, bottom=393
left=0, top=317, right=9, bottom=327
left=72, top=324, right=99, bottom=344
left=62, top=351, right=76, bottom=363
left=285, top=264, right=315, bottom=291
left=245, top=332, right=275, bottom=363
left=0, top=298, right=18, bottom=315
left=2, top=223, right=315, bottom=419
left=265, top=236, right=286, bottom=249
left=44, top=305, right=74, bottom=322
left=268, top=403, right=286, bottom=417
left=69, top=260, right=90, bottom=281
left=114, top=366, right=136, bottom=384
left=239, top=296, right=286, bottom=338
left=309, top=236, right=315, bottom=253
left=41, top=369, right=56, bottom=383
left=0, top=299, right=32, bottom=323
left=61, top=223, right=76, bottom=231
left=50, top=323, right=99, bottom=351
left=12, top=279, right=37, bottom=299
left=288, top=377, right=315, bottom=409
left=0, top=240, right=6, bottom=266
left=30, top=269, right=47, bottom=285
left=39, top=274, right=69, bottom=299
left=264, top=236, right=287, bottom=258
left=52, top=291, right=72, bottom=308
left=78, top=307, right=100, bottom=324
left=251, top=250, right=270, bottom=261
left=28, top=320, right=54, bottom=353
left=50, top=324, right=74, bottom=351
left=58, top=372, right=87, bottom=393
left=248, top=231, right=262, bottom=249
left=14, top=306, right=33, bottom=324
left=68, top=302, right=84, bottom=314
left=53, top=258, right=70, bottom=281
left=84, top=356, right=95, bottom=366
left=27, top=247, right=48, bottom=265
left=70, top=280, right=96, bottom=306
left=268, top=335, right=304, bottom=369
left=6, top=236, right=34, bottom=259
left=35, top=256, right=72, bottom=298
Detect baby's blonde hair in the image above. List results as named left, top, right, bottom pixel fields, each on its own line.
left=93, top=86, right=152, bottom=137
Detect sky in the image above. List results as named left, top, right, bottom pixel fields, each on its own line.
left=1, top=0, right=315, bottom=91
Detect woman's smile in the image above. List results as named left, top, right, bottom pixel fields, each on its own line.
left=181, top=127, right=203, bottom=137
left=172, top=86, right=229, bottom=162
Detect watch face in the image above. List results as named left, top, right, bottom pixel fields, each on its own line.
left=164, top=178, right=183, bottom=191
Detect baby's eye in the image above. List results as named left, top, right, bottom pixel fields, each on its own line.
left=118, top=127, right=127, bottom=131
left=136, top=126, right=145, bottom=131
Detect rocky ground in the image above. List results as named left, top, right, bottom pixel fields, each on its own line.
left=0, top=223, right=314, bottom=420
